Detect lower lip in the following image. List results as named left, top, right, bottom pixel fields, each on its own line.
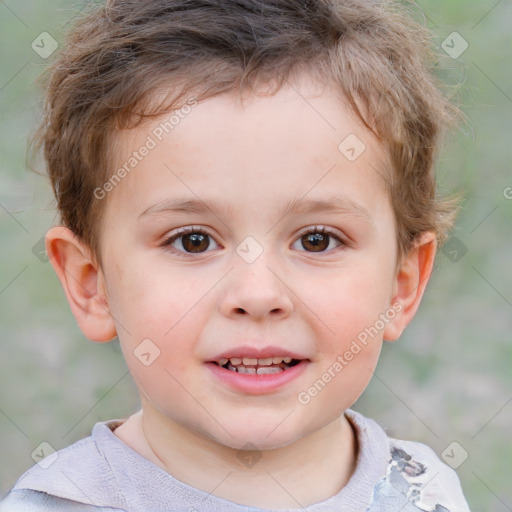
left=205, top=361, right=309, bottom=395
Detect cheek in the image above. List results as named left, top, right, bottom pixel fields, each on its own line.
left=326, top=345, right=382, bottom=415
left=106, top=256, right=204, bottom=339
left=121, top=323, right=199, bottom=414
left=299, top=261, right=394, bottom=351
left=105, top=262, right=207, bottom=388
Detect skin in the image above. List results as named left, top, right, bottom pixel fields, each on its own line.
left=46, top=74, right=437, bottom=509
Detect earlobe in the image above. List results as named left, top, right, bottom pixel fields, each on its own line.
left=383, top=232, right=437, bottom=341
left=45, top=226, right=117, bottom=342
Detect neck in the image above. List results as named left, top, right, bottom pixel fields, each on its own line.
left=114, top=404, right=357, bottom=509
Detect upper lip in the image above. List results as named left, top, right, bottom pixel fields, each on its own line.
left=207, top=345, right=310, bottom=363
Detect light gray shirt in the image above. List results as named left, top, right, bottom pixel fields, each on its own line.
left=0, top=410, right=470, bottom=511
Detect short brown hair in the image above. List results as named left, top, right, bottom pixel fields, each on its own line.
left=34, top=0, right=461, bottom=265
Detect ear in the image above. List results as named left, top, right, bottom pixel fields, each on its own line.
left=383, top=231, right=437, bottom=341
left=45, top=226, right=117, bottom=342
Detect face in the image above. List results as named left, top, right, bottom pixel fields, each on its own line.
left=98, top=76, right=400, bottom=450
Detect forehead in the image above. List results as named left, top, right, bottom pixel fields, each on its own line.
left=105, top=77, right=392, bottom=225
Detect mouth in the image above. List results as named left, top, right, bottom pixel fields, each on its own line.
left=205, top=349, right=310, bottom=394
left=205, top=345, right=310, bottom=393
left=211, top=356, right=303, bottom=375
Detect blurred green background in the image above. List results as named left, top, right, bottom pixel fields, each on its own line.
left=0, top=1, right=510, bottom=509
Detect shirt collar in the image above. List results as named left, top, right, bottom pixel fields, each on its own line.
left=13, top=409, right=391, bottom=511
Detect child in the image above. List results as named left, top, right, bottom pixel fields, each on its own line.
left=1, top=0, right=470, bottom=510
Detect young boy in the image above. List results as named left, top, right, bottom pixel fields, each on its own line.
left=1, top=0, right=470, bottom=510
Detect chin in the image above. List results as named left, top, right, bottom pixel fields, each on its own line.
left=202, top=415, right=308, bottom=452
left=217, top=431, right=301, bottom=452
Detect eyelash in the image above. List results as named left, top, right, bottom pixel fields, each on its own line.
left=160, top=225, right=347, bottom=257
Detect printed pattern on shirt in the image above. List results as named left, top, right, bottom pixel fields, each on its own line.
left=368, top=445, right=451, bottom=512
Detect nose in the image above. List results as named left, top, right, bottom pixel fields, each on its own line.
left=220, top=257, right=293, bottom=321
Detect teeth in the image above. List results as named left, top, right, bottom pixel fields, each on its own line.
left=220, top=356, right=295, bottom=366
left=219, top=356, right=300, bottom=372
left=225, top=365, right=284, bottom=374
left=237, top=366, right=256, bottom=374
left=256, top=366, right=283, bottom=375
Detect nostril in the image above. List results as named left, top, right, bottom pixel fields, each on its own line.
left=235, top=308, right=246, bottom=314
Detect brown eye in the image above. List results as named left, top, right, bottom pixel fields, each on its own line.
left=301, top=232, right=330, bottom=252
left=162, top=227, right=218, bottom=255
left=292, top=226, right=344, bottom=253
left=181, top=232, right=210, bottom=253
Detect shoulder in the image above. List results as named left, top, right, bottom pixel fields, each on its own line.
left=1, top=422, right=128, bottom=511
left=0, top=489, right=122, bottom=511
left=346, top=410, right=471, bottom=512
left=378, top=436, right=471, bottom=511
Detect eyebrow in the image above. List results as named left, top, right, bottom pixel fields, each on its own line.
left=138, top=195, right=374, bottom=225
